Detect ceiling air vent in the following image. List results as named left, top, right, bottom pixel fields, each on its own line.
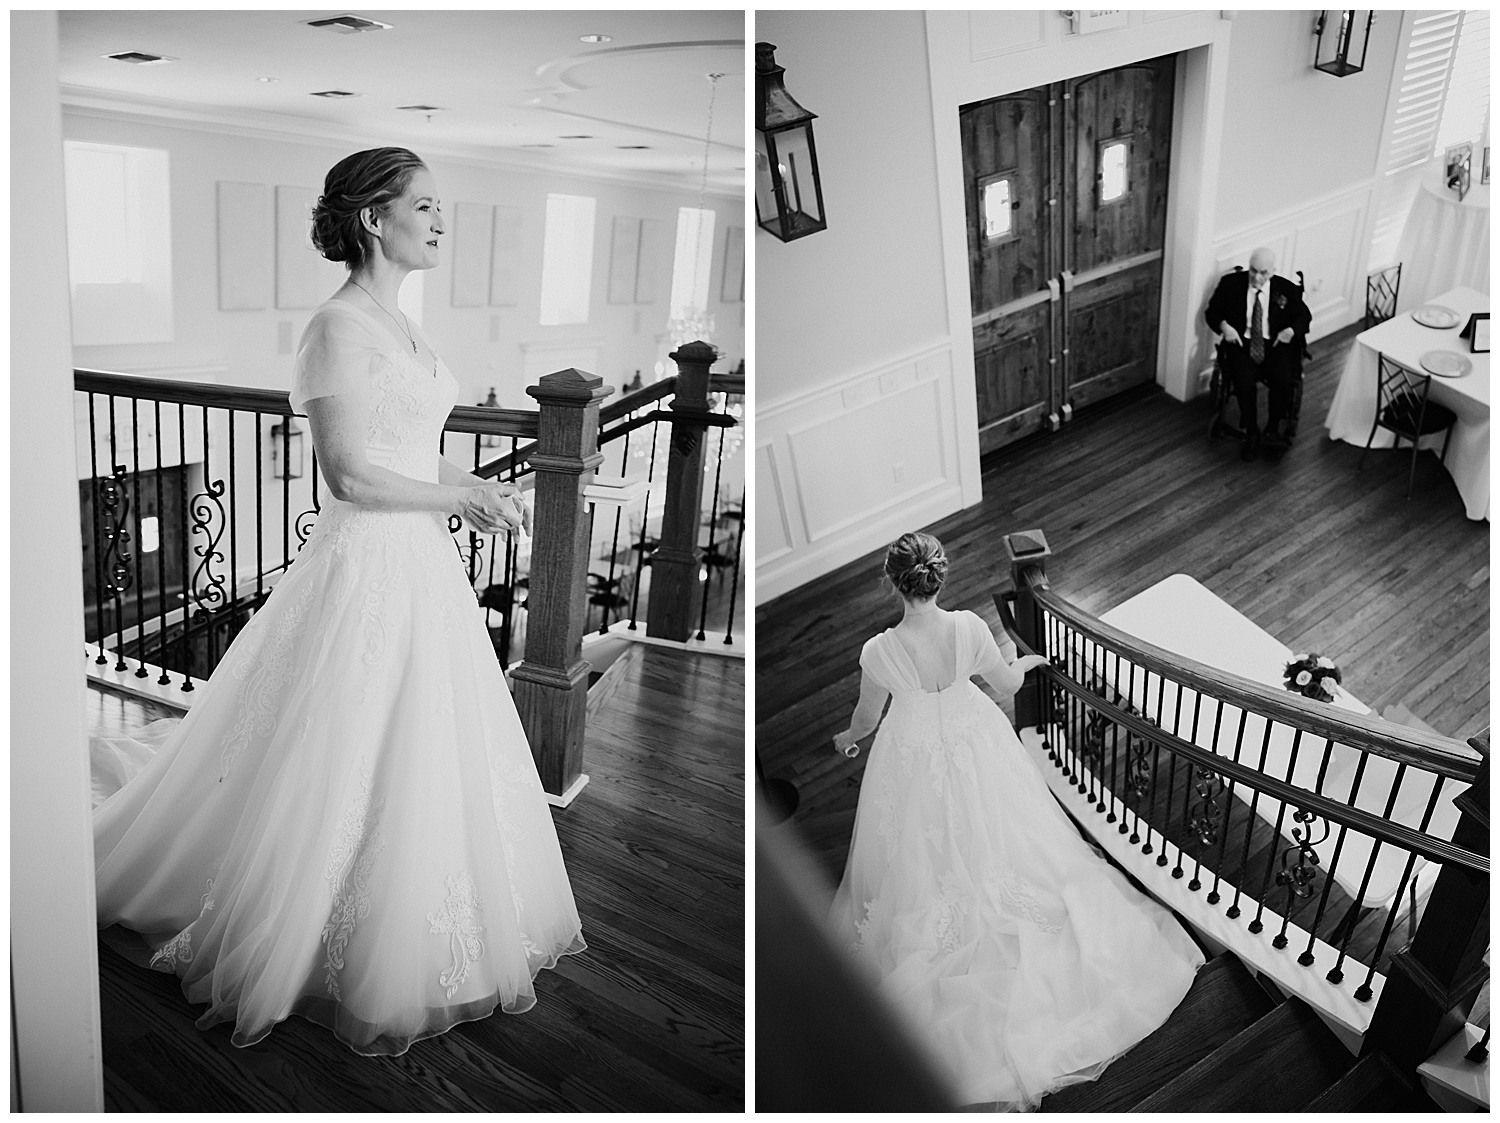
left=305, top=14, right=393, bottom=34
left=310, top=90, right=361, bottom=99
left=103, top=51, right=177, bottom=65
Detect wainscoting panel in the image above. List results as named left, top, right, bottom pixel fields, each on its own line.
left=757, top=342, right=966, bottom=603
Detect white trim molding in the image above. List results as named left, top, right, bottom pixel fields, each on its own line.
left=757, top=340, right=965, bottom=603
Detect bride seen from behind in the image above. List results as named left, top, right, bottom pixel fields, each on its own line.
left=828, top=531, right=1204, bottom=1110
left=91, top=147, right=585, bottom=1057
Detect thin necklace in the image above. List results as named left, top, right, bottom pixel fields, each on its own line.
left=350, top=279, right=418, bottom=356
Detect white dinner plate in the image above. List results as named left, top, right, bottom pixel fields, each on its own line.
left=1412, top=305, right=1462, bottom=329
left=1419, top=350, right=1472, bottom=378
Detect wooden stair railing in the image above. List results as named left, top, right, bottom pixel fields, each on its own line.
left=998, top=530, right=1487, bottom=1052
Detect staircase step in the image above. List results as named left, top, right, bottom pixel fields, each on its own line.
left=584, top=641, right=644, bottom=721
left=1130, top=999, right=1353, bottom=1112
left=1041, top=953, right=1275, bottom=1113
left=1305, top=1052, right=1443, bottom=1112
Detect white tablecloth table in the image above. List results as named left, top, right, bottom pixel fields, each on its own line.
left=1395, top=162, right=1490, bottom=309
left=1094, top=574, right=1472, bottom=910
left=1324, top=285, right=1489, bottom=520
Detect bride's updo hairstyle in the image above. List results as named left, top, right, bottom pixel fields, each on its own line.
left=310, top=147, right=427, bottom=271
left=885, top=531, right=948, bottom=601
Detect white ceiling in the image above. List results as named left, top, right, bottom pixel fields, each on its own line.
left=57, top=10, right=746, bottom=195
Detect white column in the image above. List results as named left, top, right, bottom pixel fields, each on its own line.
left=10, top=10, right=106, bottom=1111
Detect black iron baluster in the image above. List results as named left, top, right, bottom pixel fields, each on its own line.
left=227, top=408, right=239, bottom=647
left=1311, top=750, right=1373, bottom=977
left=130, top=398, right=147, bottom=677
left=1250, top=726, right=1306, bottom=935
left=254, top=410, right=264, bottom=610
left=723, top=486, right=745, bottom=646
left=99, top=462, right=134, bottom=674
left=1356, top=774, right=1445, bottom=1000
left=154, top=399, right=170, bottom=684
left=178, top=405, right=194, bottom=691
left=1206, top=704, right=1254, bottom=905
left=1141, top=672, right=1167, bottom=858
left=87, top=392, right=107, bottom=665
left=1224, top=714, right=1273, bottom=914
left=281, top=413, right=291, bottom=576
left=627, top=416, right=662, bottom=630
left=295, top=447, right=321, bottom=547
left=1157, top=676, right=1185, bottom=869
left=696, top=424, right=728, bottom=641
left=599, top=425, right=632, bottom=637
left=1173, top=692, right=1205, bottom=880
left=1337, top=761, right=1409, bottom=997
left=1188, top=700, right=1227, bottom=891
left=193, top=404, right=227, bottom=671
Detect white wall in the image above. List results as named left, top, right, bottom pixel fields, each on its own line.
left=756, top=9, right=1407, bottom=602
left=11, top=11, right=106, bottom=1111
left=63, top=112, right=745, bottom=409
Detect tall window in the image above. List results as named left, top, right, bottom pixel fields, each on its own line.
left=63, top=141, right=173, bottom=344
left=1369, top=10, right=1488, bottom=268
left=539, top=193, right=596, bottom=326
left=669, top=206, right=716, bottom=323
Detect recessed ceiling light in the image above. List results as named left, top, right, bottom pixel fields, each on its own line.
left=103, top=51, right=177, bottom=65
left=310, top=90, right=361, bottom=99
left=617, top=145, right=651, bottom=150
left=256, top=76, right=279, bottom=83
left=520, top=143, right=555, bottom=149
left=397, top=105, right=445, bottom=113
left=305, top=14, right=393, bottom=34
left=559, top=135, right=594, bottom=140
left=579, top=34, right=611, bottom=43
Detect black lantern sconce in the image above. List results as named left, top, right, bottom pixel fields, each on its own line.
left=477, top=386, right=503, bottom=449
left=1313, top=11, right=1374, bottom=77
left=755, top=42, right=827, bottom=242
left=270, top=416, right=305, bottom=480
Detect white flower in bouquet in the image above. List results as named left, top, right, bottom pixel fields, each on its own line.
left=1316, top=656, right=1335, bottom=669
left=1294, top=653, right=1308, bottom=663
left=1296, top=670, right=1312, bottom=686
left=1319, top=676, right=1337, bottom=693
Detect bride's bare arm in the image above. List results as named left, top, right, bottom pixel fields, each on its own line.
left=304, top=394, right=520, bottom=533
left=979, top=652, right=1050, bottom=697
left=832, top=671, right=890, bottom=758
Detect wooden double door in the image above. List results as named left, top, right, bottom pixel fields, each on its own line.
left=961, top=55, right=1175, bottom=454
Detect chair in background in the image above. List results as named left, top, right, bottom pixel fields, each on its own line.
left=1358, top=354, right=1457, bottom=498
left=1365, top=263, right=1402, bottom=327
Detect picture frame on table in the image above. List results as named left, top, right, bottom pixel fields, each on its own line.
left=1444, top=143, right=1472, bottom=201
left=1460, top=312, right=1489, bottom=353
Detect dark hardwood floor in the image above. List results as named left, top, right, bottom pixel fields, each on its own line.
left=757, top=320, right=1488, bottom=900
left=92, top=643, right=744, bottom=1111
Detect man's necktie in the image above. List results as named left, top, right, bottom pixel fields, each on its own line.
left=1250, top=289, right=1265, bottom=364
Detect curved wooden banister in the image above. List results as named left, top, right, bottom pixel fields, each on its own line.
left=1005, top=563, right=1481, bottom=783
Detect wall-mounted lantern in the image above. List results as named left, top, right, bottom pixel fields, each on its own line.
left=1313, top=11, right=1374, bottom=77
left=755, top=42, right=827, bottom=242
left=270, top=416, right=305, bottom=480
left=478, top=386, right=503, bottom=448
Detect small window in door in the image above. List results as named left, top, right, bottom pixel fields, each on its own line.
left=1099, top=138, right=1131, bottom=204
left=980, top=173, right=1019, bottom=244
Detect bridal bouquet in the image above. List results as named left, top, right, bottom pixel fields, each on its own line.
left=1284, top=653, right=1341, bottom=703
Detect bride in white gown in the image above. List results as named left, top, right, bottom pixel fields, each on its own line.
left=92, top=147, right=585, bottom=1056
left=829, top=532, right=1202, bottom=1110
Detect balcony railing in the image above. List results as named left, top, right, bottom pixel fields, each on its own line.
left=998, top=531, right=1487, bottom=1066
left=75, top=342, right=744, bottom=804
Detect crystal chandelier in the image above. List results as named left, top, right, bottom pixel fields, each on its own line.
left=668, top=72, right=724, bottom=350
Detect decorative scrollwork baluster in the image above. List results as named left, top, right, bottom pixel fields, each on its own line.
left=456, top=531, right=486, bottom=586
left=1125, top=731, right=1152, bottom=799
left=190, top=479, right=229, bottom=627
left=1273, top=807, right=1329, bottom=949
left=294, top=508, right=319, bottom=546
left=1187, top=765, right=1223, bottom=889
left=99, top=464, right=134, bottom=670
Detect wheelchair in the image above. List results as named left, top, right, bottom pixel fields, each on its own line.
left=1208, top=269, right=1309, bottom=457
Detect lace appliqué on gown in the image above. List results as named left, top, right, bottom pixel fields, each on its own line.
left=149, top=876, right=217, bottom=972
left=322, top=759, right=386, bottom=1000
left=430, top=873, right=485, bottom=999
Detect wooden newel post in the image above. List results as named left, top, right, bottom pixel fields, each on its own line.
left=1364, top=730, right=1489, bottom=1073
left=647, top=339, right=716, bottom=641
left=511, top=367, right=612, bottom=804
left=1002, top=529, right=1053, bottom=732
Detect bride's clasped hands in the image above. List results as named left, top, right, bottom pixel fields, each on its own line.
left=457, top=481, right=531, bottom=536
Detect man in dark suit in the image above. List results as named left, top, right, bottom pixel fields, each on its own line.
left=1204, top=247, right=1313, bottom=460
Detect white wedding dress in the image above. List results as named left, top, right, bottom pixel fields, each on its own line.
left=829, top=610, right=1202, bottom=1110
left=92, top=299, right=585, bottom=1055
